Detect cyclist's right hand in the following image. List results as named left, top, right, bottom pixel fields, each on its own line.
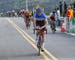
left=35, top=26, right=41, bottom=30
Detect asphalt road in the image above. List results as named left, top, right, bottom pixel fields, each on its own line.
left=0, top=17, right=43, bottom=60
left=0, top=17, right=75, bottom=60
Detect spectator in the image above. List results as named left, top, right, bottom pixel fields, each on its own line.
left=73, top=0, right=75, bottom=9
left=73, top=8, right=75, bottom=17
left=66, top=6, right=74, bottom=32
left=63, top=1, right=67, bottom=16
left=59, top=1, right=62, bottom=16
left=56, top=8, right=61, bottom=26
left=66, top=6, right=74, bottom=18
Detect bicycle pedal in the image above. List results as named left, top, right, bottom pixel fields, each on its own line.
left=37, top=44, right=41, bottom=48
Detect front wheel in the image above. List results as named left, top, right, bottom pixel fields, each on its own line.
left=33, top=29, right=35, bottom=34
left=37, top=36, right=42, bottom=56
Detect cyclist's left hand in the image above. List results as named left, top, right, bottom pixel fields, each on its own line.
left=40, top=27, right=43, bottom=30
left=36, top=26, right=41, bottom=30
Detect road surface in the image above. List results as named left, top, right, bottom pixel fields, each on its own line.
left=0, top=17, right=75, bottom=60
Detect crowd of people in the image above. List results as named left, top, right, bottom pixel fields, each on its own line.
left=50, top=0, right=75, bottom=26
left=57, top=0, right=75, bottom=17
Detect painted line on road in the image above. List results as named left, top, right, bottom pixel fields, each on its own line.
left=7, top=18, right=49, bottom=60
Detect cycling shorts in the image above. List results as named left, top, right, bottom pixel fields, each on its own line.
left=36, top=20, right=46, bottom=32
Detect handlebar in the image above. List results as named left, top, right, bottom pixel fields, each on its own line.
left=34, top=28, right=41, bottom=30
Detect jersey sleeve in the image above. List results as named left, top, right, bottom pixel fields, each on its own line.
left=43, top=13, right=47, bottom=19
left=33, top=13, right=37, bottom=20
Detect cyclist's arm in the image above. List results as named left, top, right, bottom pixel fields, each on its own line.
left=33, top=18, right=36, bottom=28
left=45, top=19, right=48, bottom=27
left=33, top=13, right=37, bottom=28
left=41, top=19, right=48, bottom=29
left=41, top=13, right=48, bottom=29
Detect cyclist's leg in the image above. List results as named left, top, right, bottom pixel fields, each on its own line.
left=35, top=29, right=40, bottom=44
left=27, top=17, right=31, bottom=27
left=28, top=18, right=31, bottom=27
left=24, top=16, right=27, bottom=25
left=53, top=21, right=56, bottom=31
left=26, top=19, right=27, bottom=27
left=33, top=23, right=35, bottom=34
left=36, top=30, right=39, bottom=42
left=51, top=20, right=53, bottom=29
left=24, top=17, right=26, bottom=24
left=26, top=17, right=29, bottom=28
left=50, top=20, right=52, bottom=28
left=41, top=29, right=45, bottom=51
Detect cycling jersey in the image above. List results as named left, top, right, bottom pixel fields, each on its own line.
left=34, top=13, right=47, bottom=26
left=34, top=13, right=47, bottom=31
left=24, top=10, right=30, bottom=18
left=34, top=13, right=47, bottom=21
left=66, top=9, right=74, bottom=18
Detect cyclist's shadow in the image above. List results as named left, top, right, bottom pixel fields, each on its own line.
left=0, top=53, right=39, bottom=59
left=23, top=53, right=38, bottom=57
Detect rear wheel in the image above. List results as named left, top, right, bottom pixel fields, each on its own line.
left=51, top=22, right=56, bottom=33
left=26, top=19, right=30, bottom=29
left=37, top=36, right=41, bottom=56
left=38, top=46, right=40, bottom=56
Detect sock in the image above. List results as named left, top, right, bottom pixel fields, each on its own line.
left=42, top=42, right=45, bottom=49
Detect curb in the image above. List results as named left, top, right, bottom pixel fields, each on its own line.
left=47, top=26, right=75, bottom=36
left=56, top=27, right=75, bottom=36
left=64, top=32, right=75, bottom=36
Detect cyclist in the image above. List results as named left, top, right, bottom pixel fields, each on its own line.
left=25, top=9, right=30, bottom=17
left=33, top=8, right=48, bottom=51
left=50, top=11, right=56, bottom=32
left=24, top=9, right=30, bottom=29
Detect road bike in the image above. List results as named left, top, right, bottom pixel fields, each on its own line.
left=50, top=20, right=56, bottom=33
left=35, top=28, right=44, bottom=56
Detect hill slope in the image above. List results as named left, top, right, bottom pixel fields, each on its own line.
left=0, top=0, right=72, bottom=12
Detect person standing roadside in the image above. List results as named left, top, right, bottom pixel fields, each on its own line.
left=56, top=8, right=61, bottom=26
left=73, top=0, right=75, bottom=9
left=66, top=6, right=74, bottom=32
left=59, top=1, right=63, bottom=16
left=63, top=0, right=67, bottom=17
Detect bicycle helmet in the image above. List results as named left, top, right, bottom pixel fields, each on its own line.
left=36, top=8, right=42, bottom=13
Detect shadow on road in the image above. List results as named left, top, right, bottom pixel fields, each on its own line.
left=0, top=53, right=38, bottom=59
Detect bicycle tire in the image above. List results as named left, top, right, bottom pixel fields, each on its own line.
left=38, top=36, right=41, bottom=56
left=38, top=47, right=40, bottom=56
left=33, top=29, right=35, bottom=34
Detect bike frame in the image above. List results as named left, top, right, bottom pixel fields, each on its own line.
left=35, top=29, right=43, bottom=55
left=50, top=20, right=56, bottom=33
